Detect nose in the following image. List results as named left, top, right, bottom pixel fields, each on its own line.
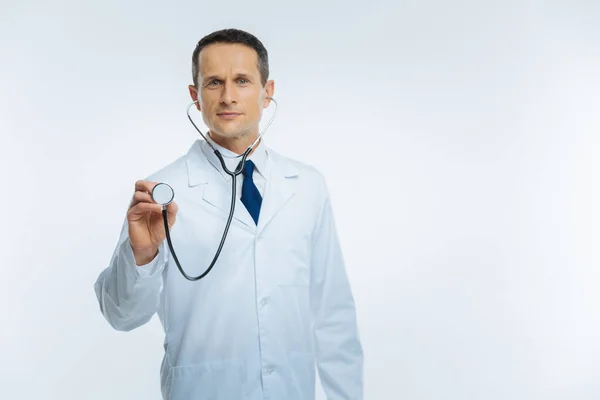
left=220, top=80, right=238, bottom=105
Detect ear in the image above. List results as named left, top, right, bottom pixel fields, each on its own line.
left=263, top=80, right=275, bottom=108
left=188, top=85, right=201, bottom=111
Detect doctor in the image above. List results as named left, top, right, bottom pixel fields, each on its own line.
left=94, top=28, right=363, bottom=400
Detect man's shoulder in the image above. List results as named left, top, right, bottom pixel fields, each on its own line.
left=267, top=147, right=326, bottom=183
left=142, top=148, right=191, bottom=184
left=266, top=147, right=334, bottom=209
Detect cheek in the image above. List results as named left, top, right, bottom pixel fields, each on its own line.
left=245, top=96, right=264, bottom=115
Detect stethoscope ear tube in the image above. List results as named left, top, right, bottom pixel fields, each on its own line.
left=186, top=97, right=278, bottom=158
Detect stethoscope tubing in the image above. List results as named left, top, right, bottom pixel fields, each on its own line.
left=160, top=97, right=277, bottom=281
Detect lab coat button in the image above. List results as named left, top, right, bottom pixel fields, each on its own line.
left=260, top=298, right=268, bottom=307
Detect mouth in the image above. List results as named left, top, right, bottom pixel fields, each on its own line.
left=217, top=112, right=242, bottom=120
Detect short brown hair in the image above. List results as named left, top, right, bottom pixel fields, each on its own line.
left=191, top=28, right=270, bottom=88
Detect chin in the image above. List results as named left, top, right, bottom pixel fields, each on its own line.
left=209, top=129, right=239, bottom=141
left=215, top=125, right=250, bottom=138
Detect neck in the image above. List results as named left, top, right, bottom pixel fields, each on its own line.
left=209, top=131, right=260, bottom=155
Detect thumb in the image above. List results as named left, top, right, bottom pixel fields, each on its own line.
left=166, top=201, right=178, bottom=216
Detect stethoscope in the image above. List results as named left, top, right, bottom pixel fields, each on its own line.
left=150, top=97, right=278, bottom=281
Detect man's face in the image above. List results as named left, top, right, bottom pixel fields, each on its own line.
left=189, top=43, right=274, bottom=143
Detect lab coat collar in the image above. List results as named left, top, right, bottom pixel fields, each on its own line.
left=184, top=138, right=299, bottom=233
left=185, top=138, right=298, bottom=185
left=202, top=133, right=269, bottom=181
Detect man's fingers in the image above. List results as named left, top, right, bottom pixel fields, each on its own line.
left=130, top=180, right=177, bottom=218
left=166, top=201, right=179, bottom=215
left=128, top=201, right=163, bottom=217
left=135, top=180, right=159, bottom=194
left=130, top=190, right=154, bottom=207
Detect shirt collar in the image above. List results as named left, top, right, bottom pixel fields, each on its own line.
left=201, top=133, right=268, bottom=180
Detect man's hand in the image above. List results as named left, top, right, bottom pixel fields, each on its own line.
left=127, top=180, right=178, bottom=265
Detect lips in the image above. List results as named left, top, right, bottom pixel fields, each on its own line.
left=217, top=112, right=241, bottom=116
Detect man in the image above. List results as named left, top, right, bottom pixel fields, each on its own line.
left=94, top=28, right=363, bottom=400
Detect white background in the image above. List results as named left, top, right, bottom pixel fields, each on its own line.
left=1, top=0, right=599, bottom=399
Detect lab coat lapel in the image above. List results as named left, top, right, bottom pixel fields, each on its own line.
left=256, top=151, right=298, bottom=236
left=185, top=140, right=255, bottom=230
left=202, top=175, right=256, bottom=229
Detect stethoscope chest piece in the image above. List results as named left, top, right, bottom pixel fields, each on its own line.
left=152, top=182, right=175, bottom=206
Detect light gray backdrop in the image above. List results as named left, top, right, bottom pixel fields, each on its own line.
left=1, top=0, right=598, bottom=399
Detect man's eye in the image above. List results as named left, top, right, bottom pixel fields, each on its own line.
left=207, top=79, right=248, bottom=86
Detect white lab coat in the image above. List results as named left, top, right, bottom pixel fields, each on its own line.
left=94, top=139, right=363, bottom=399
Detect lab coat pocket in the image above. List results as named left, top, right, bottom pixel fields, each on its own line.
left=168, top=360, right=249, bottom=400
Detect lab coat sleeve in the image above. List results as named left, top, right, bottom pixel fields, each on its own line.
left=310, top=185, right=364, bottom=399
left=94, top=216, right=168, bottom=332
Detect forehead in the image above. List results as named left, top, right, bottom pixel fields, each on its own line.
left=197, top=43, right=259, bottom=76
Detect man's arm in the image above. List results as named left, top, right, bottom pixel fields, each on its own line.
left=93, top=216, right=168, bottom=331
left=310, top=181, right=364, bottom=399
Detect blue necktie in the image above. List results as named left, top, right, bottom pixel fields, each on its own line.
left=240, top=160, right=262, bottom=224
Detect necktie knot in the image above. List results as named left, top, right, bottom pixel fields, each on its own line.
left=242, top=159, right=255, bottom=178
